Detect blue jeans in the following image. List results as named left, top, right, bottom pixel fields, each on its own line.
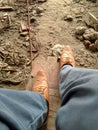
left=0, top=89, right=48, bottom=130
left=1, top=65, right=98, bottom=130
left=56, top=65, right=98, bottom=130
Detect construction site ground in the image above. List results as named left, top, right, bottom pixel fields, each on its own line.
left=0, top=0, right=98, bottom=130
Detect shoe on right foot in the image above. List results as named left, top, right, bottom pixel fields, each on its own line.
left=60, top=45, right=75, bottom=69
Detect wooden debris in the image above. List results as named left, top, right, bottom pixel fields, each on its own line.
left=0, top=6, right=14, bottom=11
left=20, top=21, right=27, bottom=32
left=85, top=12, right=98, bottom=31
left=20, top=31, right=28, bottom=36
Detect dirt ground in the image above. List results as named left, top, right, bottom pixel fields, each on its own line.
left=0, top=0, right=98, bottom=129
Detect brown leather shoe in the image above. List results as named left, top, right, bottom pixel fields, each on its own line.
left=32, top=70, right=49, bottom=104
left=60, top=45, right=75, bottom=69
left=32, top=70, right=49, bottom=127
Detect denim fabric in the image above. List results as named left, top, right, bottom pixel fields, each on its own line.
left=56, top=65, right=98, bottom=130
left=0, top=89, right=48, bottom=130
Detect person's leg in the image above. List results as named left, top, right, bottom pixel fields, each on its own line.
left=56, top=46, right=98, bottom=130
left=0, top=70, right=49, bottom=130
left=0, top=88, right=48, bottom=130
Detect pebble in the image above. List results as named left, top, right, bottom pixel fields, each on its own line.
left=51, top=44, right=65, bottom=57
left=83, top=40, right=91, bottom=48
left=36, top=7, right=44, bottom=14
left=20, top=21, right=27, bottom=32
left=64, top=15, right=73, bottom=22
left=75, top=26, right=86, bottom=35
left=89, top=43, right=96, bottom=52
left=23, top=42, right=29, bottom=47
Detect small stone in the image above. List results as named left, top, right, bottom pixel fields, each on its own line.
left=75, top=26, right=86, bottom=35
left=89, top=43, right=96, bottom=52
left=51, top=44, right=65, bottom=58
left=64, top=15, right=73, bottom=22
left=20, top=21, right=27, bottom=32
left=84, top=40, right=91, bottom=48
left=23, top=42, right=29, bottom=47
left=95, top=39, right=98, bottom=50
left=20, top=31, right=28, bottom=37
left=36, top=7, right=44, bottom=14
left=32, top=10, right=37, bottom=16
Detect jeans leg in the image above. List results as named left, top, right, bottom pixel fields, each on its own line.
left=56, top=65, right=98, bottom=130
left=0, top=122, right=9, bottom=130
left=0, top=88, right=48, bottom=130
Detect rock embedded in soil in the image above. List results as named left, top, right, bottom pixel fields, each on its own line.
left=75, top=26, right=86, bottom=35
left=51, top=44, right=65, bottom=61
left=84, top=40, right=91, bottom=48
left=89, top=43, right=96, bottom=52
left=36, top=7, right=44, bottom=14
left=64, top=15, right=73, bottom=22
left=83, top=28, right=98, bottom=41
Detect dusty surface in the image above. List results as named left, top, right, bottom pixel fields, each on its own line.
left=0, top=0, right=98, bottom=130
